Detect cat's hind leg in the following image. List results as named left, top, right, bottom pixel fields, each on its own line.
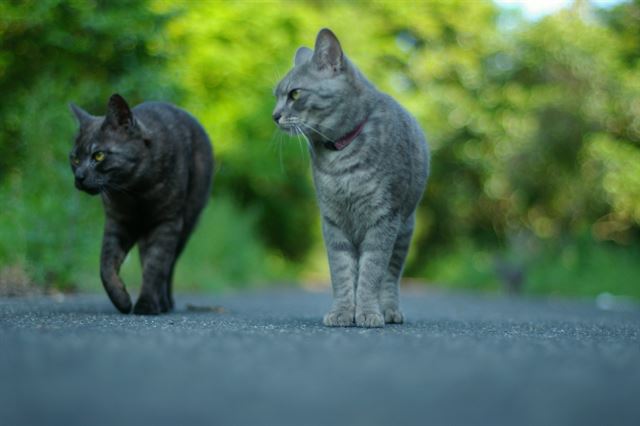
left=165, top=262, right=176, bottom=311
left=165, top=230, right=192, bottom=311
left=138, top=244, right=176, bottom=313
left=379, top=214, right=415, bottom=324
left=135, top=219, right=182, bottom=315
left=355, top=218, right=401, bottom=328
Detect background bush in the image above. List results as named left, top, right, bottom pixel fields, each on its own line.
left=1, top=0, right=638, bottom=298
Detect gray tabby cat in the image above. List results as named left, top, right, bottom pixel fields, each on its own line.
left=69, top=94, right=214, bottom=314
left=273, top=29, right=429, bottom=327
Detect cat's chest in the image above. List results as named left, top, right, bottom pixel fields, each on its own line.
left=312, top=165, right=385, bottom=220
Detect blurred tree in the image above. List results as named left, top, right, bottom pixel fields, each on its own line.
left=163, top=0, right=507, bottom=270
left=1, top=0, right=638, bottom=296
left=0, top=0, right=175, bottom=176
left=0, top=0, right=176, bottom=288
left=160, top=1, right=318, bottom=261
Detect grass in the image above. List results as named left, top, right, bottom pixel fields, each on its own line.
left=0, top=79, right=291, bottom=295
left=421, top=237, right=640, bottom=300
left=119, top=195, right=297, bottom=294
left=526, top=239, right=640, bottom=299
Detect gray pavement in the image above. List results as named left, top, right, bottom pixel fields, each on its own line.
left=1, top=288, right=639, bottom=426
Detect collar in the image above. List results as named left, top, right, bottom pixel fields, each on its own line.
left=323, top=116, right=368, bottom=151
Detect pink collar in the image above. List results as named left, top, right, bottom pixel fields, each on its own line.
left=325, top=116, right=368, bottom=151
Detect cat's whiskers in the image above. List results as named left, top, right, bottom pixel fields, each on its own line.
left=268, top=128, right=287, bottom=172
left=281, top=116, right=302, bottom=131
left=278, top=132, right=285, bottom=173
left=299, top=122, right=336, bottom=143
left=293, top=126, right=307, bottom=162
left=268, top=126, right=286, bottom=173
left=311, top=122, right=341, bottom=133
left=293, top=125, right=308, bottom=150
left=267, top=128, right=280, bottom=153
left=271, top=67, right=284, bottom=85
left=294, top=125, right=315, bottom=161
left=275, top=117, right=306, bottom=164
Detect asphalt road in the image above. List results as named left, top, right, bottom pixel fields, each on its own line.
left=1, top=288, right=639, bottom=426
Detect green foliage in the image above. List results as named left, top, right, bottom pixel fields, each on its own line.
left=0, top=0, right=176, bottom=290
left=116, top=195, right=292, bottom=294
left=1, top=1, right=639, bottom=298
left=0, top=0, right=284, bottom=292
left=526, top=238, right=640, bottom=298
left=0, top=0, right=176, bottom=174
left=420, top=243, right=501, bottom=293
left=0, top=80, right=101, bottom=290
left=420, top=236, right=640, bottom=299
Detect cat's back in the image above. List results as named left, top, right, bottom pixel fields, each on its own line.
left=376, top=92, right=427, bottom=150
left=132, top=101, right=213, bottom=209
left=133, top=101, right=210, bottom=146
left=371, top=91, right=429, bottom=186
left=134, top=100, right=213, bottom=173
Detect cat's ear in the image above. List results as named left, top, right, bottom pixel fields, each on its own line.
left=294, top=47, right=313, bottom=66
left=312, top=28, right=344, bottom=74
left=105, top=93, right=134, bottom=128
left=69, top=103, right=93, bottom=127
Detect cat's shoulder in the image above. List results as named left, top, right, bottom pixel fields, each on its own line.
left=133, top=101, right=196, bottom=124
left=373, top=92, right=418, bottom=125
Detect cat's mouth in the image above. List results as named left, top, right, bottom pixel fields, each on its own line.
left=75, top=179, right=102, bottom=195
left=277, top=122, right=298, bottom=135
left=280, top=126, right=299, bottom=136
left=276, top=117, right=307, bottom=136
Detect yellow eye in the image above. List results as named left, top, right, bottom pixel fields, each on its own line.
left=92, top=151, right=105, bottom=162
left=289, top=89, right=301, bottom=101
left=71, top=156, right=80, bottom=166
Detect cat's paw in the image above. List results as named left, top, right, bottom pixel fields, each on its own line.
left=383, top=308, right=404, bottom=324
left=323, top=308, right=355, bottom=327
left=133, top=295, right=162, bottom=315
left=355, top=310, right=385, bottom=328
left=159, top=293, right=173, bottom=313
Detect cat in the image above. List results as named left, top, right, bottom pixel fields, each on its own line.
left=273, top=28, right=429, bottom=327
left=69, top=94, right=214, bottom=315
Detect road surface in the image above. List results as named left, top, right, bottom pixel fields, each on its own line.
left=1, top=288, right=639, bottom=425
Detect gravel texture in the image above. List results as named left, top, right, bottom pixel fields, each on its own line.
left=1, top=288, right=639, bottom=426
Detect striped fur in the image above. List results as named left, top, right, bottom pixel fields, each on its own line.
left=273, top=29, right=429, bottom=327
left=70, top=94, right=214, bottom=315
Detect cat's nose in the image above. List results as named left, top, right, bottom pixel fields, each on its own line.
left=75, top=169, right=87, bottom=182
left=272, top=112, right=282, bottom=123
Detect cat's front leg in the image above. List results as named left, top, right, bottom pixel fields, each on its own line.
left=356, top=219, right=400, bottom=328
left=322, top=219, right=357, bottom=327
left=100, top=219, right=136, bottom=313
left=135, top=218, right=182, bottom=315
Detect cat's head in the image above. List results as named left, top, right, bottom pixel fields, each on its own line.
left=69, top=94, right=150, bottom=195
left=273, top=28, right=369, bottom=142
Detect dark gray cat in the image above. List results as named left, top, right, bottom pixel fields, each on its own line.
left=69, top=94, right=214, bottom=315
left=273, top=29, right=429, bottom=327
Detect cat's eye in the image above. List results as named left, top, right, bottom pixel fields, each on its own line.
left=92, top=151, right=105, bottom=162
left=71, top=156, right=80, bottom=166
left=288, top=89, right=301, bottom=101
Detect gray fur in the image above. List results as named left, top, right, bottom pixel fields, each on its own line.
left=273, top=29, right=429, bottom=327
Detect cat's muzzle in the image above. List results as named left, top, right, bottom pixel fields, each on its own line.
left=75, top=178, right=101, bottom=195
left=277, top=123, right=298, bottom=136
